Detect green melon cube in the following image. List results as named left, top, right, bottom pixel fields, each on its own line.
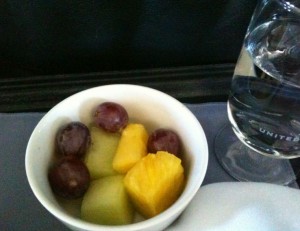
left=84, top=126, right=120, bottom=179
left=81, top=175, right=134, bottom=225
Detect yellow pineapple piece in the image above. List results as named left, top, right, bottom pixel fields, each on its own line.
left=124, top=151, right=185, bottom=218
left=112, top=123, right=148, bottom=174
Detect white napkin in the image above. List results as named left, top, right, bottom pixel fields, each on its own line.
left=166, top=182, right=300, bottom=231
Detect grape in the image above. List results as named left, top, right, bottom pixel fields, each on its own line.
left=94, top=102, right=129, bottom=132
left=48, top=157, right=90, bottom=199
left=56, top=122, right=91, bottom=158
left=147, top=129, right=181, bottom=156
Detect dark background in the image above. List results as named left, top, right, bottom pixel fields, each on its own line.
left=0, top=0, right=258, bottom=112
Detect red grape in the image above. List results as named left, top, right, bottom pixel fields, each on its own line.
left=48, top=157, right=90, bottom=199
left=147, top=129, right=181, bottom=156
left=56, top=122, right=91, bottom=158
left=93, top=102, right=129, bottom=132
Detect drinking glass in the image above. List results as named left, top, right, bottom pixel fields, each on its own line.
left=214, top=0, right=300, bottom=185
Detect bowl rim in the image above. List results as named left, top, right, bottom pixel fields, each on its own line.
left=25, top=84, right=209, bottom=230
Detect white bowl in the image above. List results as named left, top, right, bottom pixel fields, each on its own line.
left=25, top=84, right=208, bottom=231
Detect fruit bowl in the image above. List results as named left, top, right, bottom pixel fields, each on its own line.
left=25, top=84, right=208, bottom=231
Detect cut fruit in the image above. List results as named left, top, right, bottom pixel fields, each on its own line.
left=81, top=175, right=134, bottom=225
left=124, top=151, right=185, bottom=218
left=84, top=126, right=120, bottom=179
left=113, top=123, right=148, bottom=174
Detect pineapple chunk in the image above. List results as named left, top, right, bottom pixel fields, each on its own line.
left=84, top=126, right=120, bottom=179
left=124, top=151, right=185, bottom=218
left=113, top=123, right=148, bottom=174
left=81, top=175, right=134, bottom=225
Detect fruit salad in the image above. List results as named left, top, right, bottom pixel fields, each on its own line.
left=48, top=102, right=185, bottom=225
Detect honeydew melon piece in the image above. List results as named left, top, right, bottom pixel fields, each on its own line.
left=81, top=175, right=134, bottom=225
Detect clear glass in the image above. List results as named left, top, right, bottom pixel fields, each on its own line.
left=215, top=0, right=300, bottom=185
